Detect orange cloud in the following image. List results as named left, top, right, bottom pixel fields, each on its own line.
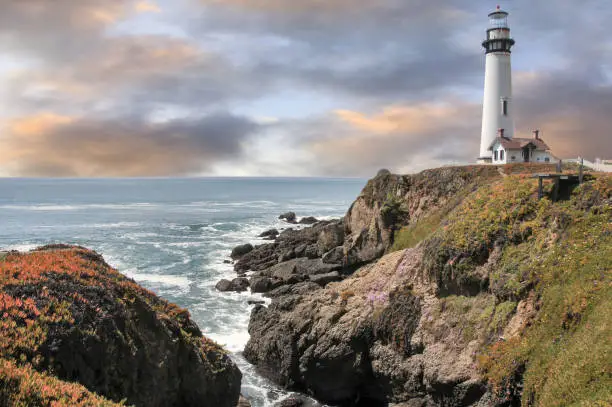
left=0, top=112, right=257, bottom=177
left=334, top=103, right=476, bottom=136
left=135, top=1, right=162, bottom=13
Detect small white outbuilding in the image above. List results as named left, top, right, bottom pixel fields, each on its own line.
left=488, top=130, right=557, bottom=164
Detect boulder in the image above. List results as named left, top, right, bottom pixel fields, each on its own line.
left=279, top=212, right=297, bottom=223
left=216, top=278, right=250, bottom=293
left=316, top=222, right=345, bottom=256
left=259, top=228, right=280, bottom=240
left=231, top=243, right=254, bottom=260
left=322, top=247, right=345, bottom=265
left=298, top=216, right=319, bottom=225
left=250, top=276, right=283, bottom=294
left=309, top=271, right=342, bottom=286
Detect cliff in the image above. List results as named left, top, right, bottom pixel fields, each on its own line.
left=241, top=165, right=611, bottom=406
left=0, top=245, right=241, bottom=407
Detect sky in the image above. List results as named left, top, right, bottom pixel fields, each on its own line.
left=0, top=0, right=610, bottom=177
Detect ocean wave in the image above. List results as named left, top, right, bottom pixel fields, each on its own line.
left=0, top=203, right=159, bottom=211
left=124, top=271, right=191, bottom=290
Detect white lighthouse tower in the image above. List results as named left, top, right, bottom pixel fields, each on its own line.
left=478, top=6, right=516, bottom=163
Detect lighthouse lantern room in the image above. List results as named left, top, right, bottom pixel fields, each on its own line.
left=478, top=6, right=516, bottom=163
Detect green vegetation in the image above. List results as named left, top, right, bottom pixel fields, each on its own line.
left=418, top=174, right=611, bottom=406
left=384, top=168, right=610, bottom=405
left=390, top=211, right=442, bottom=252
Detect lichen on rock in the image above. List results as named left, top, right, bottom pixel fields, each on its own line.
left=0, top=245, right=241, bottom=407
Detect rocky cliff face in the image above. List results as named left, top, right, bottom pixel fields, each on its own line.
left=242, top=166, right=611, bottom=407
left=0, top=245, right=241, bottom=407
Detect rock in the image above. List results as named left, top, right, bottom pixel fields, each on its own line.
left=309, top=271, right=342, bottom=286
left=274, top=397, right=304, bottom=407
left=244, top=249, right=490, bottom=406
left=265, top=281, right=322, bottom=298
left=235, top=243, right=279, bottom=273
left=322, top=246, right=345, bottom=264
left=0, top=246, right=241, bottom=407
left=237, top=395, right=252, bottom=407
left=260, top=228, right=280, bottom=240
left=316, top=222, right=345, bottom=257
left=224, top=260, right=232, bottom=264
left=231, top=243, right=254, bottom=259
left=234, top=220, right=344, bottom=274
left=298, top=216, right=318, bottom=225
left=250, top=276, right=283, bottom=293
left=279, top=212, right=297, bottom=223
left=216, top=278, right=250, bottom=293
left=248, top=300, right=266, bottom=305
left=216, top=279, right=233, bottom=292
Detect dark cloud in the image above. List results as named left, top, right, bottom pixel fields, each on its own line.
left=0, top=113, right=261, bottom=177
left=0, top=0, right=610, bottom=177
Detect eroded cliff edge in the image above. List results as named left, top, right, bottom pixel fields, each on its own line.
left=0, top=245, right=241, bottom=407
left=239, top=165, right=611, bottom=406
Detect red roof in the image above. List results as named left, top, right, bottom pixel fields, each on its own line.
left=489, top=137, right=550, bottom=151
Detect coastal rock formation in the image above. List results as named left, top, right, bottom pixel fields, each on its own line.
left=216, top=277, right=250, bottom=293
left=243, top=166, right=612, bottom=406
left=0, top=245, right=241, bottom=407
left=279, top=212, right=298, bottom=223
left=232, top=243, right=254, bottom=259
left=234, top=220, right=345, bottom=276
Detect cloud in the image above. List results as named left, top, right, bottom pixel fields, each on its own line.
left=0, top=113, right=261, bottom=177
left=135, top=1, right=162, bottom=13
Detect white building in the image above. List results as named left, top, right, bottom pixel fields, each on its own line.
left=488, top=130, right=556, bottom=164
left=478, top=6, right=516, bottom=163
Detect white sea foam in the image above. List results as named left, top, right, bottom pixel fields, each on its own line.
left=0, top=243, right=39, bottom=252
left=124, top=272, right=191, bottom=289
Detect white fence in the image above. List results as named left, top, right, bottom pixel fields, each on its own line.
left=565, top=158, right=612, bottom=173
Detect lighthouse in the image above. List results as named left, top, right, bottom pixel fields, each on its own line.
left=478, top=6, right=515, bottom=163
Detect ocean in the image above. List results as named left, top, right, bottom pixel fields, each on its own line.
left=0, top=177, right=366, bottom=406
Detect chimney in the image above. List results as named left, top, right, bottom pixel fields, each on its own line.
left=498, top=128, right=505, bottom=138
left=533, top=130, right=540, bottom=140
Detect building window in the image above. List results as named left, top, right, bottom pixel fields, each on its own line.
left=502, top=99, right=508, bottom=116
left=500, top=150, right=505, bottom=161
left=494, top=150, right=498, bottom=161
left=545, top=157, right=550, bottom=162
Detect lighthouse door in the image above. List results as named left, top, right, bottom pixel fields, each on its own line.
left=522, top=146, right=531, bottom=162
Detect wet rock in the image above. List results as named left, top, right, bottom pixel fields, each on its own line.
left=237, top=395, right=252, bottom=407
left=231, top=243, right=254, bottom=260
left=250, top=276, right=283, bottom=293
left=215, top=278, right=250, bottom=293
left=260, top=228, right=280, bottom=240
left=247, top=300, right=266, bottom=305
left=279, top=212, right=297, bottom=223
left=224, top=260, right=232, bottom=264
left=274, top=397, right=304, bottom=407
left=298, top=216, right=318, bottom=225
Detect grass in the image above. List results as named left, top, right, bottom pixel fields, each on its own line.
left=387, top=170, right=610, bottom=405
left=474, top=176, right=612, bottom=406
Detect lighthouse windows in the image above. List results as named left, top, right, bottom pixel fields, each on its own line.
left=502, top=99, right=508, bottom=116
